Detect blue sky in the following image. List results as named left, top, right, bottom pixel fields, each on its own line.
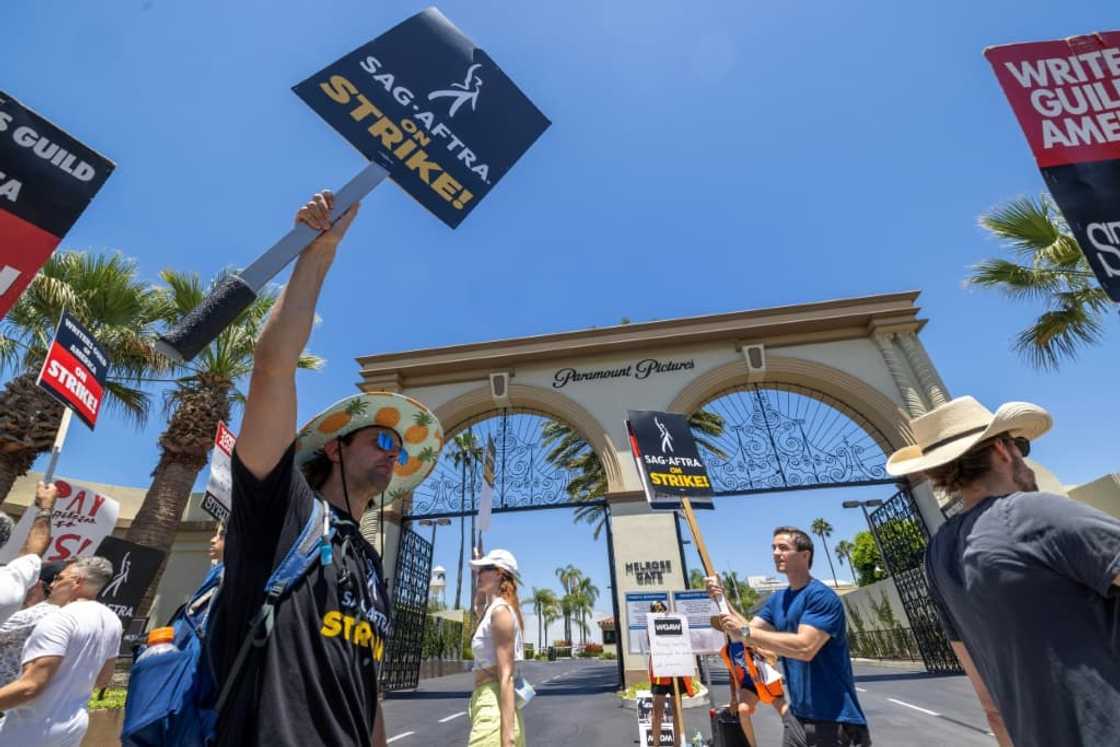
left=3, top=1, right=1117, bottom=641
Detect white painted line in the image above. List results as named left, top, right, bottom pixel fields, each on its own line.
left=439, top=711, right=467, bottom=723
left=387, top=732, right=414, bottom=743
left=856, top=687, right=868, bottom=693
left=888, top=698, right=940, bottom=717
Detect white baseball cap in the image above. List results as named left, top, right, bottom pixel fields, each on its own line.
left=470, top=548, right=520, bottom=580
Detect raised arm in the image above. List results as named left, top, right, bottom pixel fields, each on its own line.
left=236, top=193, right=360, bottom=479
left=18, top=482, right=58, bottom=558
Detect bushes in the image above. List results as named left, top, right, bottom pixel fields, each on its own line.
left=422, top=616, right=465, bottom=660
left=599, top=651, right=616, bottom=660
left=583, top=642, right=603, bottom=655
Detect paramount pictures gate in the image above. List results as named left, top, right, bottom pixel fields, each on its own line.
left=380, top=528, right=433, bottom=691
left=358, top=292, right=975, bottom=685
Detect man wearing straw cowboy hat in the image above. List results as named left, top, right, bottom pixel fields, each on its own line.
left=886, top=396, right=1120, bottom=747
left=208, top=191, right=444, bottom=747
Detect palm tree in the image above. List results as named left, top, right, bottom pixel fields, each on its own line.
left=524, top=587, right=559, bottom=649
left=688, top=568, right=706, bottom=590
left=0, top=251, right=165, bottom=498
left=811, top=518, right=839, bottom=589
left=542, top=598, right=561, bottom=648
left=124, top=270, right=321, bottom=620
left=969, top=194, right=1113, bottom=369
left=573, top=576, right=600, bottom=646
left=555, top=564, right=582, bottom=643
left=834, top=539, right=855, bottom=572
left=541, top=411, right=726, bottom=539
left=450, top=430, right=483, bottom=610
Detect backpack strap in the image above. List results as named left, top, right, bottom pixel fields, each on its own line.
left=213, top=498, right=331, bottom=715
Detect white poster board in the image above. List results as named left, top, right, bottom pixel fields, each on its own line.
left=625, top=591, right=670, bottom=654
left=201, top=421, right=236, bottom=523
left=672, top=590, right=725, bottom=655
left=636, top=693, right=676, bottom=747
left=647, top=613, right=695, bottom=678
left=0, top=478, right=120, bottom=563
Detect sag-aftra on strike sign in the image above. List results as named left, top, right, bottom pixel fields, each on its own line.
left=293, top=7, right=549, bottom=229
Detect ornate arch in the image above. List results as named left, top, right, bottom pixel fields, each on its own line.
left=669, top=354, right=915, bottom=454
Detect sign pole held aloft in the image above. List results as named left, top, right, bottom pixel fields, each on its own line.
left=671, top=677, right=685, bottom=747
left=41, top=407, right=72, bottom=484
left=155, top=161, right=389, bottom=362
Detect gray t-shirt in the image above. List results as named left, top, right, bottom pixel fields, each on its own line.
left=925, top=492, right=1120, bottom=747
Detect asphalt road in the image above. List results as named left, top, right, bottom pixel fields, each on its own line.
left=382, top=658, right=998, bottom=746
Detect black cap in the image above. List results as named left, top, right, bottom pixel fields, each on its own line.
left=39, top=560, right=70, bottom=588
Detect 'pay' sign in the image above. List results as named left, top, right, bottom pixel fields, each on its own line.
left=0, top=478, right=119, bottom=563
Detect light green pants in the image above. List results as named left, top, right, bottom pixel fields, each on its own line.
left=467, top=681, right=525, bottom=747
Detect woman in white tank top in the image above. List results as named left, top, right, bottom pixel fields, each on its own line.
left=467, top=549, right=526, bottom=747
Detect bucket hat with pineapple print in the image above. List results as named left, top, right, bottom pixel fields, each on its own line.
left=295, top=392, right=444, bottom=497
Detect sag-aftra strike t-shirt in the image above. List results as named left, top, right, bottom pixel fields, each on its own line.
left=209, top=444, right=393, bottom=746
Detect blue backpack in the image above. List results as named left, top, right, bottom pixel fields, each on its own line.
left=121, top=499, right=333, bottom=746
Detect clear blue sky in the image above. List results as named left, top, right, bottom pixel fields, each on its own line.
left=3, top=1, right=1116, bottom=641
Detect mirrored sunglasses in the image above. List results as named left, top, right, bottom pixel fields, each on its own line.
left=1008, top=436, right=1031, bottom=457
left=376, top=430, right=409, bottom=466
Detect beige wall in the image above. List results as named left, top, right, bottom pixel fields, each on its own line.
left=840, top=577, right=909, bottom=633
left=1069, top=474, right=1120, bottom=518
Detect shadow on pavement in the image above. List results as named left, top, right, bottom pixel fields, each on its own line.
left=854, top=671, right=961, bottom=683
left=385, top=690, right=474, bottom=700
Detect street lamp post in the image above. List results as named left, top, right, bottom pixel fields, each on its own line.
left=418, top=517, right=452, bottom=547
left=842, top=499, right=892, bottom=576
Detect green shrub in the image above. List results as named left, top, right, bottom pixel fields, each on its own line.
left=89, top=688, right=127, bottom=711
left=599, top=651, right=616, bottom=660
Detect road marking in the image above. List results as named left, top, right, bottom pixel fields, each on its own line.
left=439, top=711, right=467, bottom=723
left=855, top=687, right=868, bottom=693
left=888, top=698, right=939, bottom=716
left=387, top=732, right=414, bottom=743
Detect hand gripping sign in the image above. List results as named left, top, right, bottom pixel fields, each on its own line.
left=0, top=93, right=115, bottom=321
left=156, top=8, right=550, bottom=363
left=985, top=31, right=1120, bottom=302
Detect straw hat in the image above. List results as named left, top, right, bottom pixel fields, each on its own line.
left=885, top=396, right=1051, bottom=477
left=295, top=392, right=444, bottom=497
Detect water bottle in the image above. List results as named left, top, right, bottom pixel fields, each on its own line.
left=135, top=626, right=177, bottom=663
left=690, top=730, right=705, bottom=747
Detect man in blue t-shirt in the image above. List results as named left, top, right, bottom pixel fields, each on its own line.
left=709, top=527, right=870, bottom=747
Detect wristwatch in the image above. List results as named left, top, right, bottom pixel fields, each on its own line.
left=35, top=507, right=53, bottom=519
left=739, top=624, right=752, bottom=641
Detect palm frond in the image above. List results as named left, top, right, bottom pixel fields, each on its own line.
left=1013, top=304, right=1105, bottom=370
left=966, top=258, right=1064, bottom=301
left=100, top=380, right=152, bottom=428
left=979, top=195, right=1062, bottom=256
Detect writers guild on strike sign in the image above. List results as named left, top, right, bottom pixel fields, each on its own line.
left=35, top=310, right=110, bottom=429
left=0, top=479, right=120, bottom=564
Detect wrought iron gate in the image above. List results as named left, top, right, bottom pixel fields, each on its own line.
left=868, top=489, right=961, bottom=674
left=380, top=526, right=432, bottom=691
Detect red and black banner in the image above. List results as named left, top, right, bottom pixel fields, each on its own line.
left=36, top=310, right=110, bottom=429
left=0, top=92, right=115, bottom=318
left=985, top=32, right=1120, bottom=302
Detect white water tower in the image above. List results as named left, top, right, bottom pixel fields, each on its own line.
left=430, top=565, right=447, bottom=607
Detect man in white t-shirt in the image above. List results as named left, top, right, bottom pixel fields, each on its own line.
left=0, top=556, right=121, bottom=747
left=0, top=482, right=59, bottom=623
left=0, top=560, right=74, bottom=686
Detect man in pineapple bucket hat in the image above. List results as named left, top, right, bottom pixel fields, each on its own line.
left=887, top=396, right=1120, bottom=747
left=207, top=191, right=443, bottom=747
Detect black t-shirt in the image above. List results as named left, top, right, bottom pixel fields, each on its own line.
left=925, top=492, right=1120, bottom=747
left=209, top=443, right=393, bottom=746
